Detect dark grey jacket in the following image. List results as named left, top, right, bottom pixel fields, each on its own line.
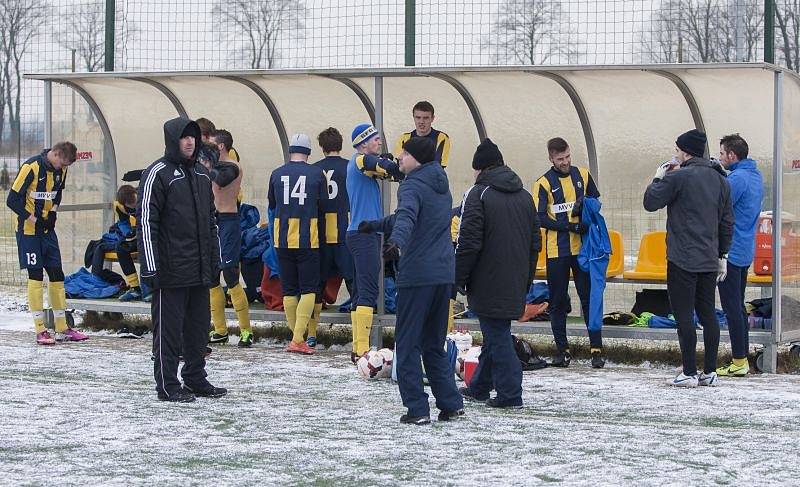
left=643, top=157, right=734, bottom=273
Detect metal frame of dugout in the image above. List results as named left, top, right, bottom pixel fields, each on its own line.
left=26, top=63, right=800, bottom=373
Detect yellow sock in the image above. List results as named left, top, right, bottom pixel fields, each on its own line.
left=733, top=357, right=748, bottom=367
left=28, top=279, right=45, bottom=333
left=284, top=296, right=299, bottom=337
left=124, top=273, right=140, bottom=288
left=355, top=306, right=374, bottom=355
left=48, top=281, right=68, bottom=333
left=228, top=284, right=251, bottom=331
left=307, top=302, right=323, bottom=339
left=350, top=311, right=358, bottom=352
left=447, top=299, right=455, bottom=333
left=292, top=293, right=315, bottom=343
left=209, top=285, right=228, bottom=335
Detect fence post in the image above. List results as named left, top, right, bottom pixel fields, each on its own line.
left=764, top=0, right=775, bottom=64
left=405, top=0, right=415, bottom=66
left=105, top=0, right=116, bottom=71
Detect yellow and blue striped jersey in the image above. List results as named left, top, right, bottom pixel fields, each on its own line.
left=6, top=151, right=67, bottom=236
left=114, top=201, right=137, bottom=227
left=346, top=152, right=403, bottom=232
left=313, top=155, right=350, bottom=244
left=395, top=128, right=451, bottom=167
left=533, top=166, right=599, bottom=258
left=268, top=161, right=327, bottom=249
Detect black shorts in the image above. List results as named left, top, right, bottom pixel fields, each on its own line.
left=217, top=213, right=241, bottom=269
left=276, top=248, right=320, bottom=296
left=16, top=231, right=61, bottom=270
left=320, top=243, right=354, bottom=281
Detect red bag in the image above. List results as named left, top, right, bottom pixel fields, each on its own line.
left=260, top=265, right=284, bottom=311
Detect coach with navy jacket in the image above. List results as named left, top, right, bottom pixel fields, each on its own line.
left=137, top=117, right=227, bottom=402
left=456, top=139, right=541, bottom=409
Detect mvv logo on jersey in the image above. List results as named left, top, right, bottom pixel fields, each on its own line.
left=550, top=201, right=575, bottom=214
left=31, top=191, right=58, bottom=200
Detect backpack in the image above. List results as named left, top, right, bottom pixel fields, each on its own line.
left=512, top=335, right=548, bottom=371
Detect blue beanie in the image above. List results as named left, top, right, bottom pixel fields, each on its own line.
left=351, top=123, right=378, bottom=148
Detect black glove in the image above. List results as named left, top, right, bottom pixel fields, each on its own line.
left=357, top=221, right=375, bottom=234
left=379, top=152, right=395, bottom=162
left=571, top=196, right=584, bottom=218
left=383, top=241, right=401, bottom=261
left=36, top=212, right=57, bottom=232
left=211, top=161, right=240, bottom=187
left=568, top=222, right=589, bottom=235
left=141, top=271, right=160, bottom=291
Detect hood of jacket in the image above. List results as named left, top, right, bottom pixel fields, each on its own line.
left=163, top=117, right=201, bottom=164
left=406, top=160, right=449, bottom=194
left=475, top=164, right=523, bottom=193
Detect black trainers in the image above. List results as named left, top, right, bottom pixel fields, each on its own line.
left=549, top=350, right=572, bottom=368
left=591, top=351, right=605, bottom=369
left=459, top=386, right=489, bottom=402
left=209, top=331, right=229, bottom=344
left=158, top=390, right=196, bottom=403
left=486, top=398, right=523, bottom=409
left=400, top=414, right=431, bottom=425
left=437, top=409, right=465, bottom=421
left=183, top=383, right=228, bottom=398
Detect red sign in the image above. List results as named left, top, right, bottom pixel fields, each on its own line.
left=76, top=151, right=93, bottom=161
left=792, top=159, right=800, bottom=170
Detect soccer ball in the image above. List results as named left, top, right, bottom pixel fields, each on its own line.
left=447, top=331, right=473, bottom=353
left=455, top=345, right=482, bottom=381
left=376, top=348, right=394, bottom=379
left=357, top=350, right=388, bottom=379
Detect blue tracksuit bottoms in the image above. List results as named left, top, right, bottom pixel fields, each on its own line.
left=468, top=316, right=523, bottom=407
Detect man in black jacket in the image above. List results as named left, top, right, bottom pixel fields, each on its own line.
left=456, top=139, right=541, bottom=408
left=137, top=117, right=226, bottom=402
left=644, top=129, right=734, bottom=388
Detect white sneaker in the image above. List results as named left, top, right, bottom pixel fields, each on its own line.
left=698, top=372, right=719, bottom=387
left=668, top=373, right=699, bottom=388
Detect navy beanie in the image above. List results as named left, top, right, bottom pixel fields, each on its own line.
left=676, top=129, right=707, bottom=158
left=472, top=138, right=504, bottom=170
left=403, top=137, right=436, bottom=164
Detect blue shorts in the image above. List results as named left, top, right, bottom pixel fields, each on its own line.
left=16, top=231, right=62, bottom=270
left=276, top=248, right=320, bottom=296
left=320, top=243, right=354, bottom=281
left=217, top=213, right=241, bottom=269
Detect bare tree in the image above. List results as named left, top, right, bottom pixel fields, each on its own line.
left=640, top=0, right=683, bottom=63
left=776, top=0, right=800, bottom=72
left=57, top=1, right=137, bottom=72
left=213, top=0, right=305, bottom=69
left=487, top=0, right=577, bottom=65
left=0, top=0, right=48, bottom=154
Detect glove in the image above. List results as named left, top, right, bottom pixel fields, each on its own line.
left=383, top=241, right=401, bottom=261
left=36, top=212, right=57, bottom=232
left=571, top=196, right=584, bottom=218
left=717, top=257, right=728, bottom=283
left=654, top=159, right=678, bottom=180
left=357, top=221, right=375, bottom=234
left=567, top=222, right=588, bottom=235
left=141, top=271, right=160, bottom=291
left=211, top=161, right=240, bottom=187
left=379, top=152, right=395, bottom=162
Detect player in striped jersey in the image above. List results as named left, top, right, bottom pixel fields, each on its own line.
left=533, top=137, right=603, bottom=368
left=394, top=101, right=451, bottom=168
left=268, top=134, right=328, bottom=355
left=6, top=142, right=88, bottom=345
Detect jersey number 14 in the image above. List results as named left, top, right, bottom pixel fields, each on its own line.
left=281, top=175, right=307, bottom=205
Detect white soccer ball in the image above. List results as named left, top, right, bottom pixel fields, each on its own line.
left=357, top=350, right=387, bottom=379
left=376, top=348, right=394, bottom=379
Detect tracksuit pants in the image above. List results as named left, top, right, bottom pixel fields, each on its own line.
left=468, top=316, right=523, bottom=407
left=152, top=286, right=211, bottom=397
left=718, top=262, right=750, bottom=360
left=345, top=232, right=380, bottom=308
left=395, top=284, right=463, bottom=417
left=667, top=261, right=720, bottom=376
left=547, top=255, right=602, bottom=350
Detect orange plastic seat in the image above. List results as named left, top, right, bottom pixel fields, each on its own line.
left=104, top=251, right=138, bottom=262
left=747, top=273, right=799, bottom=284
left=622, top=231, right=667, bottom=281
left=535, top=229, right=624, bottom=279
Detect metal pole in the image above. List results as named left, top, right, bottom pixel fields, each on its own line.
left=44, top=81, right=52, bottom=148
left=764, top=0, right=775, bottom=64
left=765, top=70, right=783, bottom=374
left=734, top=0, right=745, bottom=61
left=373, top=76, right=386, bottom=348
left=404, top=0, right=415, bottom=66
left=104, top=0, right=116, bottom=71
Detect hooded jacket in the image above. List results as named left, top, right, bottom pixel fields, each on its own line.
left=725, top=158, right=763, bottom=267
left=456, top=165, right=541, bottom=319
left=379, top=161, right=454, bottom=288
left=643, top=156, right=734, bottom=273
left=136, top=117, right=219, bottom=289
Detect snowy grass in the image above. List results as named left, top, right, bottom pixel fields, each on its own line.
left=2, top=328, right=800, bottom=486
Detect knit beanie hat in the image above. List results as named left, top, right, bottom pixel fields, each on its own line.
left=351, top=123, right=378, bottom=148
left=403, top=137, right=436, bottom=164
left=472, top=138, right=504, bottom=170
left=288, top=133, right=312, bottom=155
left=676, top=129, right=706, bottom=158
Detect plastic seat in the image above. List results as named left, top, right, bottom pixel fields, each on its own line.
left=747, top=273, right=799, bottom=284
left=622, top=231, right=667, bottom=281
left=534, top=228, right=624, bottom=279
left=104, top=251, right=138, bottom=262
